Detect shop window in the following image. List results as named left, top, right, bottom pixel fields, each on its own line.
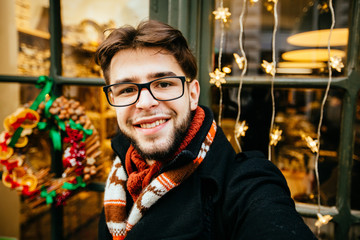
left=215, top=0, right=349, bottom=77
left=0, top=0, right=149, bottom=239
left=213, top=86, right=342, bottom=207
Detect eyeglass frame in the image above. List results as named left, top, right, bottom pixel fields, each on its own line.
left=102, top=76, right=191, bottom=107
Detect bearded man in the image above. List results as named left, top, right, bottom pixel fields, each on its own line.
left=95, top=20, right=316, bottom=240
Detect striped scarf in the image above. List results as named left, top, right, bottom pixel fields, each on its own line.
left=104, top=120, right=217, bottom=240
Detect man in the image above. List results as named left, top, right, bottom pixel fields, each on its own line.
left=95, top=20, right=316, bottom=240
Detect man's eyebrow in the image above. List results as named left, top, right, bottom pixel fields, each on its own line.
left=113, top=77, right=136, bottom=84
left=112, top=72, right=177, bottom=84
left=148, top=72, right=177, bottom=79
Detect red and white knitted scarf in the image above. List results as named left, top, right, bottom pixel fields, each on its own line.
left=104, top=108, right=217, bottom=240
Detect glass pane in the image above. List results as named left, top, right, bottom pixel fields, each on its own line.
left=21, top=192, right=103, bottom=239
left=213, top=86, right=342, bottom=207
left=214, top=0, right=350, bottom=77
left=0, top=0, right=50, bottom=76
left=61, top=0, right=149, bottom=78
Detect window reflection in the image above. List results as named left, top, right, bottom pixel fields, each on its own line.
left=213, top=86, right=342, bottom=207
left=215, top=0, right=349, bottom=76
left=61, top=0, right=149, bottom=78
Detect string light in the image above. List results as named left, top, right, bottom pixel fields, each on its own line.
left=209, top=68, right=226, bottom=87
left=315, top=213, right=333, bottom=228
left=317, top=2, right=329, bottom=13
left=212, top=7, right=231, bottom=23
left=211, top=0, right=230, bottom=127
left=267, top=0, right=279, bottom=160
left=261, top=60, right=276, bottom=76
left=305, top=136, right=319, bottom=153
left=330, top=56, right=344, bottom=72
left=233, top=53, right=245, bottom=70
left=235, top=120, right=248, bottom=138
left=313, top=0, right=336, bottom=234
left=233, top=0, right=248, bottom=152
left=269, top=127, right=282, bottom=146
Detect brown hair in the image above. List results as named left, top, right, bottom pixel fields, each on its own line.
left=95, top=20, right=197, bottom=85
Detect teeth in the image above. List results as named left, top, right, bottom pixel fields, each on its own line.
left=140, top=119, right=166, bottom=129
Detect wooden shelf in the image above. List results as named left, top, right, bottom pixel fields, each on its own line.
left=17, top=27, right=98, bottom=52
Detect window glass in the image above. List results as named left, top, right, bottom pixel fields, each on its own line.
left=215, top=0, right=349, bottom=77
left=213, top=86, right=342, bottom=208
left=0, top=0, right=50, bottom=126
left=61, top=0, right=149, bottom=78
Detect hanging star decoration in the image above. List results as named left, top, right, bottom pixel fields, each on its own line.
left=269, top=127, right=282, bottom=146
left=209, top=68, right=226, bottom=88
left=301, top=134, right=319, bottom=153
left=264, top=0, right=277, bottom=12
left=261, top=60, right=276, bottom=76
left=212, top=7, right=231, bottom=23
left=317, top=2, right=329, bottom=13
left=315, top=213, right=333, bottom=228
left=235, top=121, right=249, bottom=138
left=330, top=56, right=344, bottom=72
left=233, top=53, right=245, bottom=70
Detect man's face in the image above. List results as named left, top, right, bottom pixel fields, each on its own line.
left=109, top=47, right=200, bottom=161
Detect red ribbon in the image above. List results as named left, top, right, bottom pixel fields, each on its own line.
left=22, top=185, right=40, bottom=198
left=0, top=132, right=11, bottom=152
left=64, top=126, right=83, bottom=144
left=5, top=174, right=20, bottom=189
left=10, top=112, right=38, bottom=130
left=0, top=159, right=18, bottom=172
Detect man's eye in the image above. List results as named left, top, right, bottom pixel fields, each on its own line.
left=115, top=86, right=137, bottom=96
left=158, top=82, right=171, bottom=88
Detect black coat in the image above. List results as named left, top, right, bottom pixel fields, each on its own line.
left=99, top=106, right=316, bottom=240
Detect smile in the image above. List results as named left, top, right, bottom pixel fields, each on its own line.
left=139, top=119, right=167, bottom=129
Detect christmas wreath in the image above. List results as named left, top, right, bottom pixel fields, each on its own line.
left=0, top=76, right=102, bottom=208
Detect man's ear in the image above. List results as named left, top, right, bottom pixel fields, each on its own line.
left=188, top=79, right=200, bottom=111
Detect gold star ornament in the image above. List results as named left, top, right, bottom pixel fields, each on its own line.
left=330, top=56, right=344, bottom=72
left=261, top=60, right=276, bottom=76
left=213, top=7, right=231, bottom=23
left=235, top=121, right=249, bottom=138
left=233, top=53, right=245, bottom=70
left=315, top=213, right=333, bottom=228
left=270, top=127, right=282, bottom=146
left=301, top=133, right=319, bottom=153
left=209, top=69, right=226, bottom=88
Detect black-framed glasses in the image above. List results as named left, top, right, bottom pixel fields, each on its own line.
left=103, top=76, right=190, bottom=107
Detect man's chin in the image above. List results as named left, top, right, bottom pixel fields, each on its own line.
left=135, top=140, right=173, bottom=160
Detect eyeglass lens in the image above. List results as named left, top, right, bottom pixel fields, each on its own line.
left=107, top=77, right=184, bottom=106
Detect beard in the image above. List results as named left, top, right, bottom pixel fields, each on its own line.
left=120, top=109, right=193, bottom=162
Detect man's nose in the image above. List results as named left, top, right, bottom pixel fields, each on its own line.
left=135, top=88, right=159, bottom=109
